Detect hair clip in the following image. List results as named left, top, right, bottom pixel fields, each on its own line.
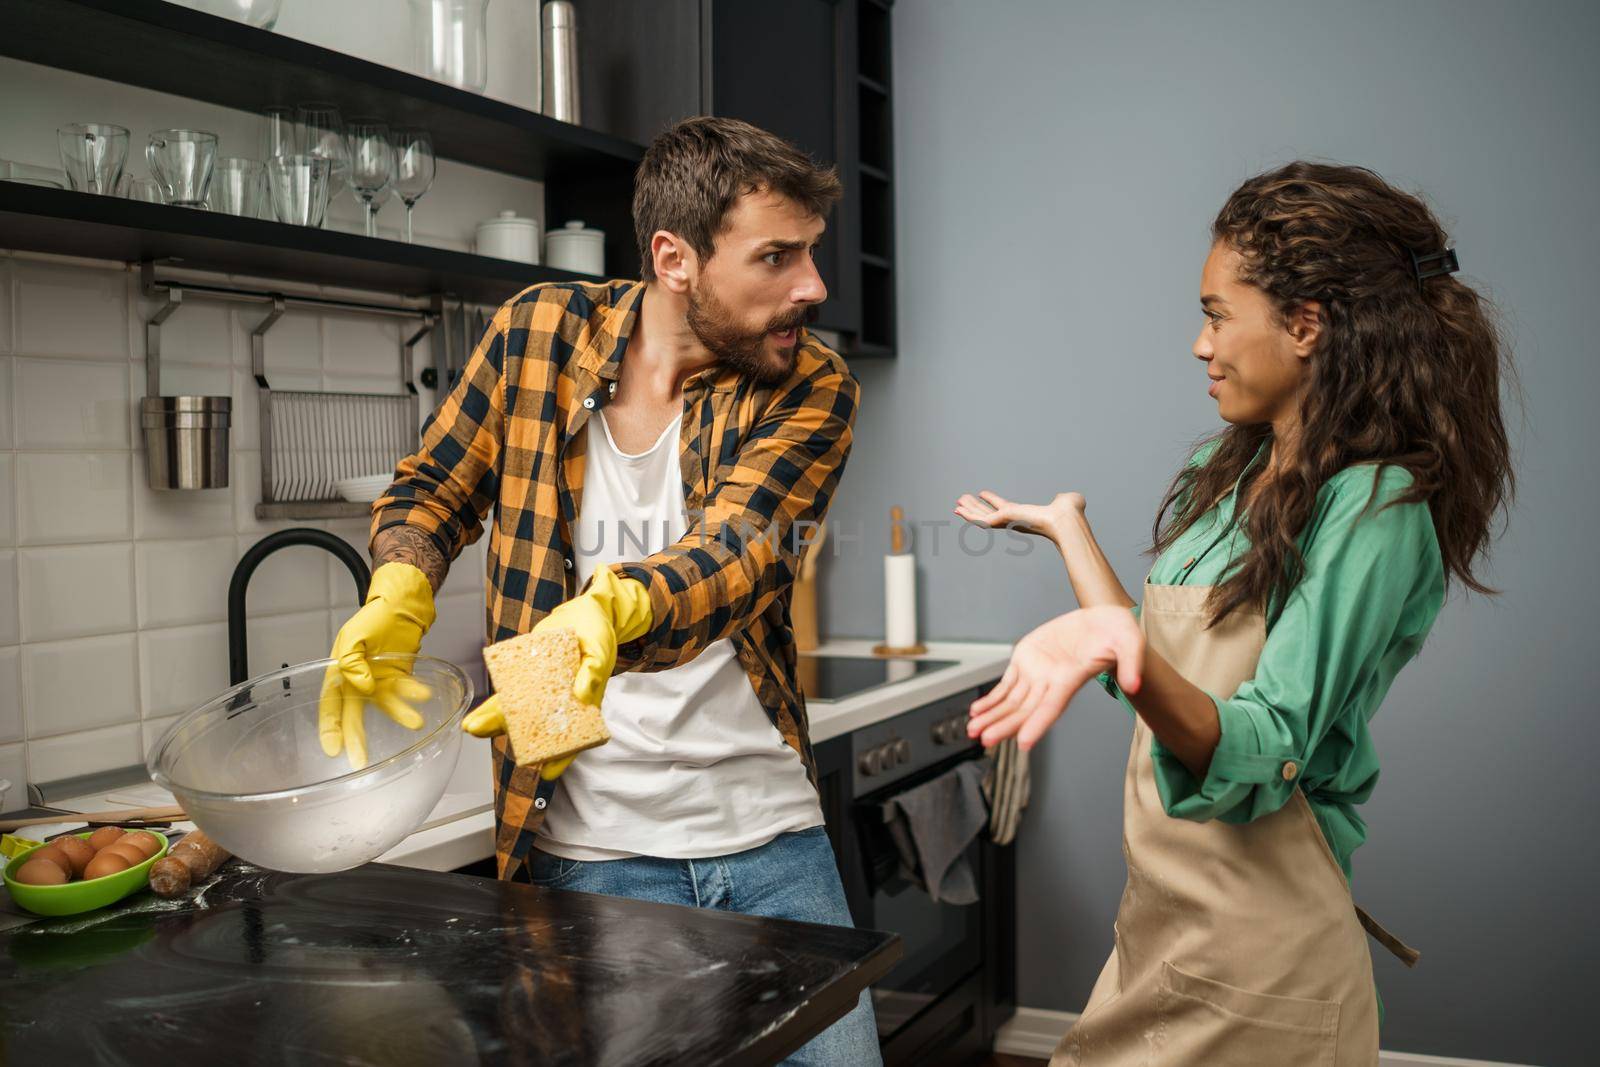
left=1409, top=247, right=1460, bottom=291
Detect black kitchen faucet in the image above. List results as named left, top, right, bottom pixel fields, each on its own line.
left=227, top=528, right=371, bottom=686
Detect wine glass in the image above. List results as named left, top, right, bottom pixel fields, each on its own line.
left=391, top=128, right=436, bottom=244
left=346, top=121, right=394, bottom=238
left=295, top=103, right=348, bottom=196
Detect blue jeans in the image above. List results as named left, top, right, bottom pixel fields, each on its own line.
left=529, top=826, right=883, bottom=1066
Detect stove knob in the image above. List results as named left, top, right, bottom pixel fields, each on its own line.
left=894, top=738, right=912, bottom=764
left=930, top=720, right=948, bottom=744
left=858, top=750, right=879, bottom=776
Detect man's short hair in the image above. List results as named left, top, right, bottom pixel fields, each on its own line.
left=632, top=116, right=843, bottom=280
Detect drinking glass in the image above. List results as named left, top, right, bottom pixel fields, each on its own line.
left=208, top=157, right=266, bottom=217
left=124, top=177, right=166, bottom=204
left=267, top=155, right=332, bottom=227
left=391, top=128, right=436, bottom=244
left=57, top=123, right=129, bottom=195
left=346, top=121, right=394, bottom=238
left=296, top=104, right=349, bottom=191
left=146, top=129, right=218, bottom=207
left=410, top=0, right=491, bottom=93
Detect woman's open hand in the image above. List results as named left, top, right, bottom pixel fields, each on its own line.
left=969, top=606, right=1143, bottom=750
left=953, top=490, right=1086, bottom=542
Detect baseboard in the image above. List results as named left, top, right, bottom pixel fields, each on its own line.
left=993, top=1007, right=1540, bottom=1066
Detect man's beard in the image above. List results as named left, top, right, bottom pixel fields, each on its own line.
left=685, top=282, right=805, bottom=386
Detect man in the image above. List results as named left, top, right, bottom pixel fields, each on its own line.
left=320, top=117, right=876, bottom=1064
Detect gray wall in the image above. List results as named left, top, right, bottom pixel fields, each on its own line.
left=816, top=2, right=1597, bottom=1064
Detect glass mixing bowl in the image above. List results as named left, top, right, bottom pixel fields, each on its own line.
left=148, top=654, right=473, bottom=873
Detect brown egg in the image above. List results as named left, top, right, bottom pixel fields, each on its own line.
left=28, top=845, right=73, bottom=879
left=53, top=836, right=96, bottom=877
left=100, top=842, right=148, bottom=868
left=87, top=826, right=126, bottom=851
left=83, top=850, right=133, bottom=881
left=120, top=831, right=163, bottom=859
left=14, top=857, right=68, bottom=885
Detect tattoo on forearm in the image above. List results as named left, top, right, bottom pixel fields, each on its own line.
left=372, top=526, right=449, bottom=593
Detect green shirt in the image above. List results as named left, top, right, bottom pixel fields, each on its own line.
left=1107, top=445, right=1445, bottom=879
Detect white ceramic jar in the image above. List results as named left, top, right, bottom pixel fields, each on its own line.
left=545, top=219, right=605, bottom=277
left=474, top=210, right=541, bottom=264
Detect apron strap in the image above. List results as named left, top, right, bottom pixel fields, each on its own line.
left=1356, top=904, right=1421, bottom=968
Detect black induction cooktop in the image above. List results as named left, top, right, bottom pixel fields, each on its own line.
left=796, top=654, right=958, bottom=702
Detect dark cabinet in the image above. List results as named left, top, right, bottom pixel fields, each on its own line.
left=577, top=0, right=895, bottom=353
left=706, top=0, right=852, bottom=336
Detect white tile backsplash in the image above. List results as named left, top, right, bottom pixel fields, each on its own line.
left=0, top=357, right=12, bottom=448
left=15, top=452, right=133, bottom=544
left=12, top=259, right=129, bottom=360
left=423, top=593, right=488, bottom=678
left=323, top=312, right=404, bottom=383
left=324, top=520, right=374, bottom=609
left=133, top=358, right=232, bottom=401
left=0, top=258, right=11, bottom=355
left=27, top=724, right=142, bottom=785
left=21, top=632, right=139, bottom=737
left=141, top=714, right=180, bottom=757
left=245, top=610, right=331, bottom=681
left=0, top=744, right=25, bottom=802
left=0, top=647, right=20, bottom=743
left=130, top=292, right=233, bottom=368
left=14, top=358, right=130, bottom=450
left=3, top=227, right=496, bottom=801
left=0, top=551, right=16, bottom=646
left=17, top=542, right=136, bottom=642
left=136, top=537, right=236, bottom=628
left=238, top=538, right=332, bottom=616
left=133, top=450, right=234, bottom=540
left=0, top=452, right=12, bottom=544
left=138, top=624, right=230, bottom=720
left=234, top=305, right=322, bottom=371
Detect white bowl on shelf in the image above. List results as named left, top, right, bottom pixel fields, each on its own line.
left=335, top=474, right=394, bottom=502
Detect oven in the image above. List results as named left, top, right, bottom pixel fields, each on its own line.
left=809, top=666, right=1016, bottom=1066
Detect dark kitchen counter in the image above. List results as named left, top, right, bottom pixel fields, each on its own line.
left=0, top=860, right=901, bottom=1065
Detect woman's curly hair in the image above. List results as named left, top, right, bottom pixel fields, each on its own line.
left=1154, top=161, right=1515, bottom=623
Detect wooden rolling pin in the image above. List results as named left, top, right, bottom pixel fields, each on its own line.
left=149, top=829, right=232, bottom=898
left=0, top=805, right=187, bottom=832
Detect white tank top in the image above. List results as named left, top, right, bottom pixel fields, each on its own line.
left=535, top=409, right=823, bottom=861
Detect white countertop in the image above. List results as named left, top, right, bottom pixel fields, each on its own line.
left=32, top=640, right=1012, bottom=878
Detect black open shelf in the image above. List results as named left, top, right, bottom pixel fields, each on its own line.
left=0, top=182, right=599, bottom=305
left=1, top=0, right=644, bottom=184
left=0, top=0, right=648, bottom=290
left=847, top=0, right=894, bottom=357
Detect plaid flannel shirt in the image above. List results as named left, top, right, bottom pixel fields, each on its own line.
left=371, top=280, right=859, bottom=877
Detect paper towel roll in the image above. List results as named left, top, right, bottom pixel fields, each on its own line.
left=885, top=552, right=917, bottom=649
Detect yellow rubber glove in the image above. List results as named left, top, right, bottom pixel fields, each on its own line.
left=462, top=566, right=652, bottom=779
left=321, top=561, right=438, bottom=770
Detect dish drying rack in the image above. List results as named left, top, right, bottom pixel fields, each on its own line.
left=141, top=262, right=496, bottom=520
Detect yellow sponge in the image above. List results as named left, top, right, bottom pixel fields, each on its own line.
left=481, top=627, right=610, bottom=768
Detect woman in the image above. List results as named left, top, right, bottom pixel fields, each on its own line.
left=955, top=162, right=1512, bottom=1065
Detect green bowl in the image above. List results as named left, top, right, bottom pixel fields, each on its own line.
left=3, top=831, right=171, bottom=916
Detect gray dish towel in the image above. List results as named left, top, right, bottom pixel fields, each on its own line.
left=880, top=759, right=989, bottom=905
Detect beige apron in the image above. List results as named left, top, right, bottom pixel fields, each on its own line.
left=1054, top=581, right=1418, bottom=1067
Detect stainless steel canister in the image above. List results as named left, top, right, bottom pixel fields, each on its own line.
left=541, top=1, right=580, bottom=124
left=142, top=395, right=231, bottom=489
